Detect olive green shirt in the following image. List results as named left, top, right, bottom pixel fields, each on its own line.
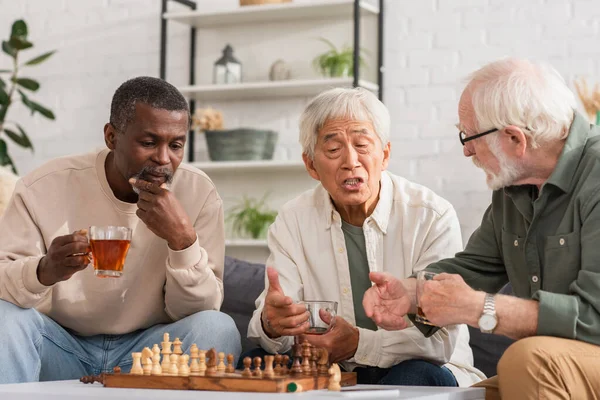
left=341, top=220, right=378, bottom=331
left=424, top=112, right=600, bottom=344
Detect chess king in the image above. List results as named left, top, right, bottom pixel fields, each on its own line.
left=0, top=77, right=241, bottom=383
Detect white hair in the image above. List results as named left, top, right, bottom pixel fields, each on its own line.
left=299, top=87, right=390, bottom=158
left=468, top=58, right=576, bottom=148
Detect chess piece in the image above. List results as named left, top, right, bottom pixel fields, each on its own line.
left=317, top=348, right=329, bottom=376
left=302, top=340, right=312, bottom=376
left=113, top=366, right=121, bottom=374
left=253, top=357, right=263, bottom=378
left=178, top=354, right=190, bottom=376
left=226, top=354, right=235, bottom=373
left=242, top=357, right=252, bottom=377
left=151, top=351, right=162, bottom=375
left=282, top=355, right=290, bottom=375
left=142, top=347, right=153, bottom=376
left=161, top=333, right=172, bottom=371
left=274, top=354, right=283, bottom=376
left=130, top=352, right=143, bottom=375
left=291, top=343, right=303, bottom=375
left=198, top=350, right=207, bottom=376
left=172, top=337, right=183, bottom=355
left=264, top=355, right=275, bottom=378
left=217, top=352, right=226, bottom=373
left=328, top=363, right=341, bottom=391
left=190, top=345, right=200, bottom=376
left=205, top=348, right=218, bottom=376
left=168, top=354, right=179, bottom=376
left=310, top=347, right=319, bottom=376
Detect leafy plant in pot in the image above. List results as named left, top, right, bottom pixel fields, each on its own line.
left=0, top=20, right=56, bottom=173
left=312, top=37, right=368, bottom=78
left=227, top=195, right=277, bottom=239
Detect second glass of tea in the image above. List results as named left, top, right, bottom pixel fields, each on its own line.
left=88, top=226, right=132, bottom=278
left=416, top=270, right=438, bottom=326
left=300, top=300, right=338, bottom=335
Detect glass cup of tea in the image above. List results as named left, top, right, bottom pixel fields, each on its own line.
left=416, top=270, right=438, bottom=326
left=88, top=226, right=132, bottom=278
left=300, top=300, right=338, bottom=335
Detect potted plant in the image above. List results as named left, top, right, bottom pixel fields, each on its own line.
left=312, top=37, right=368, bottom=78
left=0, top=20, right=56, bottom=174
left=227, top=195, right=277, bottom=239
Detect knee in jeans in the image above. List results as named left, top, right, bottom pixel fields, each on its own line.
left=497, top=336, right=550, bottom=377
left=0, top=300, right=39, bottom=333
left=186, top=311, right=241, bottom=345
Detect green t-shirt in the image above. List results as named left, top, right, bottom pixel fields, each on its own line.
left=341, top=220, right=378, bottom=331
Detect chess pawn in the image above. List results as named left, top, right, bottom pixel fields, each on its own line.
left=161, top=333, right=172, bottom=371
left=317, top=348, right=329, bottom=376
left=264, top=355, right=275, bottom=378
left=253, top=357, right=263, bottom=378
left=274, top=354, right=282, bottom=376
left=198, top=350, right=207, bottom=376
left=217, top=352, right=226, bottom=373
left=172, top=337, right=183, bottom=355
left=130, top=352, right=143, bottom=375
left=226, top=354, right=235, bottom=373
left=242, top=357, right=252, bottom=377
left=190, top=345, right=200, bottom=376
left=282, top=355, right=290, bottom=375
left=151, top=351, right=162, bottom=376
left=178, top=354, right=190, bottom=377
left=168, top=354, right=179, bottom=376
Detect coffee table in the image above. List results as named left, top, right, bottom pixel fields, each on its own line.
left=0, top=380, right=485, bottom=399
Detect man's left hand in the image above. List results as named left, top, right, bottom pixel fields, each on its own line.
left=419, top=273, right=485, bottom=327
left=300, top=314, right=359, bottom=363
left=130, top=178, right=196, bottom=250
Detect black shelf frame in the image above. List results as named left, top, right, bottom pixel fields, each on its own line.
left=159, top=0, right=384, bottom=162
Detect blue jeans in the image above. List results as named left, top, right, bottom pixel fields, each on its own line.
left=238, top=347, right=457, bottom=387
left=0, top=299, right=241, bottom=383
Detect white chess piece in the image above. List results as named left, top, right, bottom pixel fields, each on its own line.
left=130, top=352, right=143, bottom=375
left=190, top=345, right=200, bottom=376
left=168, top=354, right=179, bottom=376
left=178, top=354, right=190, bottom=377
left=217, top=352, right=226, bottom=373
left=161, top=333, right=172, bottom=372
left=198, top=350, right=207, bottom=376
left=151, top=351, right=162, bottom=376
left=142, top=347, right=153, bottom=376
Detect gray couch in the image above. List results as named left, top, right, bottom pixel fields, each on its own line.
left=221, top=256, right=513, bottom=378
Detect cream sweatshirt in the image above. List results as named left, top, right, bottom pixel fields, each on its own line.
left=0, top=148, right=225, bottom=336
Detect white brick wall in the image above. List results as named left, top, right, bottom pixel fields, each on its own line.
left=1, top=0, right=599, bottom=241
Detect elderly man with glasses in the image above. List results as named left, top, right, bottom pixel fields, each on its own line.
left=364, top=58, right=600, bottom=399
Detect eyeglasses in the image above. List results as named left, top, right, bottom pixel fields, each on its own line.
left=459, top=127, right=498, bottom=146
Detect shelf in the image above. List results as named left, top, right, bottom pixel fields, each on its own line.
left=163, top=0, right=379, bottom=29
left=191, top=159, right=306, bottom=172
left=225, top=239, right=268, bottom=247
left=178, top=78, right=378, bottom=102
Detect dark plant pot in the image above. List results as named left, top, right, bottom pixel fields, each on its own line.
left=204, top=128, right=278, bottom=161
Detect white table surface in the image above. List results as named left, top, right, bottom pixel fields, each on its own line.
left=0, top=380, right=485, bottom=400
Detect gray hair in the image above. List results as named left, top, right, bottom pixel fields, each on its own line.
left=299, top=87, right=390, bottom=158
left=467, top=58, right=576, bottom=148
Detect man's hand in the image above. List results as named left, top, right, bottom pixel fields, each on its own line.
left=300, top=314, right=359, bottom=363
left=420, top=273, right=485, bottom=327
left=261, top=267, right=310, bottom=338
left=130, top=178, right=196, bottom=250
left=37, top=230, right=91, bottom=286
left=363, top=272, right=412, bottom=331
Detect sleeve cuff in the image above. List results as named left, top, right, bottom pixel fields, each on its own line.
left=168, top=236, right=202, bottom=270
left=352, top=328, right=381, bottom=366
left=532, top=290, right=577, bottom=339
left=22, top=256, right=52, bottom=294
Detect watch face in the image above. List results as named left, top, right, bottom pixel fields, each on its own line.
left=479, top=314, right=497, bottom=331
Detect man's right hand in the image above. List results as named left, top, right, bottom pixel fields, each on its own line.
left=37, top=230, right=91, bottom=287
left=261, top=266, right=310, bottom=338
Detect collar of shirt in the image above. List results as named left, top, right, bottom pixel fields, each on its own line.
left=321, top=171, right=394, bottom=233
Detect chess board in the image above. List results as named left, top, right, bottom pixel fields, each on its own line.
left=81, top=370, right=357, bottom=393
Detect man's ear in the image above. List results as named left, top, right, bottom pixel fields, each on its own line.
left=104, top=123, right=117, bottom=150
left=502, top=126, right=527, bottom=158
left=302, top=153, right=320, bottom=181
left=382, top=142, right=391, bottom=170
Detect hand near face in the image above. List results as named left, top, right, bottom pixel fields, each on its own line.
left=37, top=230, right=91, bottom=286
left=419, top=273, right=483, bottom=327
left=261, top=267, right=310, bottom=338
left=300, top=314, right=359, bottom=363
left=129, top=178, right=196, bottom=250
left=363, top=272, right=412, bottom=331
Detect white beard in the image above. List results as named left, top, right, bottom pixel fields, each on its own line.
left=473, top=140, right=523, bottom=190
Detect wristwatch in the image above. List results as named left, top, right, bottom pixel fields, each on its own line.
left=478, top=293, right=498, bottom=334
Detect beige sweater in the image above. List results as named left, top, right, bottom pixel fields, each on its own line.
left=0, top=149, right=225, bottom=336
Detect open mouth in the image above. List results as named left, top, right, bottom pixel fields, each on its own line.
left=342, top=177, right=364, bottom=190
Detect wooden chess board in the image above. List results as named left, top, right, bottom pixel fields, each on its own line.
left=81, top=371, right=357, bottom=393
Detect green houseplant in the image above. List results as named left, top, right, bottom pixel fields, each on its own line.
left=312, top=37, right=367, bottom=78
left=227, top=195, right=277, bottom=239
left=0, top=20, right=56, bottom=173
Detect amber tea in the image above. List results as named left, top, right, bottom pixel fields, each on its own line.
left=416, top=271, right=438, bottom=326
left=88, top=226, right=132, bottom=278
left=300, top=301, right=338, bottom=335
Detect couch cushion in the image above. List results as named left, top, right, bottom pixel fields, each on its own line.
left=222, top=256, right=265, bottom=353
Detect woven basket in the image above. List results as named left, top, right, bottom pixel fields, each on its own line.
left=205, top=129, right=278, bottom=161
left=240, top=0, right=291, bottom=6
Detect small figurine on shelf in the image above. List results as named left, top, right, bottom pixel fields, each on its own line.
left=192, top=107, right=224, bottom=132
left=214, top=44, right=242, bottom=85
